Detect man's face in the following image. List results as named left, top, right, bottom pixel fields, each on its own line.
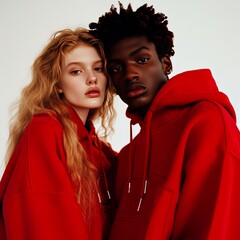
left=107, top=35, right=171, bottom=112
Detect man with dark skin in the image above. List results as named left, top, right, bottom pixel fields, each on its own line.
left=109, top=35, right=171, bottom=117
left=90, top=2, right=240, bottom=239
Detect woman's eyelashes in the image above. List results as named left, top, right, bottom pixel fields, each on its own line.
left=70, top=65, right=104, bottom=75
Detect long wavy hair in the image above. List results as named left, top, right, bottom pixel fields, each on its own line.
left=5, top=28, right=116, bottom=219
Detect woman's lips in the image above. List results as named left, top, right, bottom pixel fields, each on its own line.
left=85, top=87, right=100, bottom=98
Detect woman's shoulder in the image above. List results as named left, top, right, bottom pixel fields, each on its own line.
left=33, top=112, right=61, bottom=124
left=27, top=112, right=63, bottom=137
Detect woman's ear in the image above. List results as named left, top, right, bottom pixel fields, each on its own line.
left=57, top=88, right=63, bottom=93
left=161, top=55, right=172, bottom=75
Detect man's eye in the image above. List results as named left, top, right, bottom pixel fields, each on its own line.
left=109, top=65, right=123, bottom=73
left=137, top=57, right=149, bottom=64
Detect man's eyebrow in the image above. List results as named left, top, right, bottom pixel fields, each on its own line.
left=129, top=46, right=150, bottom=57
left=108, top=46, right=150, bottom=62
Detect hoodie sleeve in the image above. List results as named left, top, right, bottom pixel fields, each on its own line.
left=1, top=115, right=88, bottom=240
left=172, top=101, right=240, bottom=239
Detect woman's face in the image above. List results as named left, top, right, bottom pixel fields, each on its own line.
left=60, top=44, right=107, bottom=121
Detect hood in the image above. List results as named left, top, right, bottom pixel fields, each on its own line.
left=127, top=69, right=236, bottom=124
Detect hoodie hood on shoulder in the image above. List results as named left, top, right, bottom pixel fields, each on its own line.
left=127, top=69, right=236, bottom=124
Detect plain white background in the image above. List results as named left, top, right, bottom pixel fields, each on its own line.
left=0, top=0, right=239, bottom=178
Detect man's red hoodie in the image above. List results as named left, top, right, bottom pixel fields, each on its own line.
left=109, top=69, right=240, bottom=239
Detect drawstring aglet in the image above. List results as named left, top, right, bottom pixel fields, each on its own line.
left=107, top=190, right=111, bottom=199
left=144, top=180, right=148, bottom=194
left=137, top=180, right=148, bottom=211
left=97, top=192, right=102, bottom=203
left=128, top=182, right=131, bottom=193
left=137, top=197, right=143, bottom=211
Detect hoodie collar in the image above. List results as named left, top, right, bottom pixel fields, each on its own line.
left=65, top=104, right=96, bottom=141
left=126, top=69, right=236, bottom=122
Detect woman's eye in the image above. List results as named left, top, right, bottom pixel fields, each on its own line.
left=71, top=70, right=81, bottom=75
left=94, top=67, right=104, bottom=72
left=137, top=57, right=149, bottom=64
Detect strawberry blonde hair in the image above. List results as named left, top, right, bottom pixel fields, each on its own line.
left=5, top=28, right=115, bottom=218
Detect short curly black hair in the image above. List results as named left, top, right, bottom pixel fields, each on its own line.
left=89, top=2, right=175, bottom=58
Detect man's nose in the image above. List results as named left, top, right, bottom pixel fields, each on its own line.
left=125, top=64, right=140, bottom=82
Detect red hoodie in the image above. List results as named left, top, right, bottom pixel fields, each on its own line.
left=109, top=69, right=240, bottom=240
left=0, top=105, right=117, bottom=240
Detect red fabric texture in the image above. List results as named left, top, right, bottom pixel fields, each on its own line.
left=0, top=106, right=117, bottom=240
left=109, top=69, right=240, bottom=239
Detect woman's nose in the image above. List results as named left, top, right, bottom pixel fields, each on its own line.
left=86, top=71, right=97, bottom=85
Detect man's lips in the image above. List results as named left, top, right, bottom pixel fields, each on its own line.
left=85, top=87, right=100, bottom=97
left=126, top=85, right=146, bottom=98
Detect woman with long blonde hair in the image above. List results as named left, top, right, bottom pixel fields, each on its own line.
left=0, top=28, right=117, bottom=240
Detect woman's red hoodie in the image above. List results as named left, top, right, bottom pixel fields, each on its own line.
left=0, top=105, right=117, bottom=240
left=109, top=69, right=240, bottom=240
